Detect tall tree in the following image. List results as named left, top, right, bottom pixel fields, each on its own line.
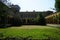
left=55, top=0, right=60, bottom=12
left=10, top=4, right=21, bottom=12
left=0, top=0, right=7, bottom=4
left=38, top=13, right=46, bottom=25
left=0, top=0, right=7, bottom=2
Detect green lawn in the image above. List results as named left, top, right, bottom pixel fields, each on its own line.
left=0, top=25, right=60, bottom=40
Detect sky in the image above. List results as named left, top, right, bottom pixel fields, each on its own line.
left=9, top=0, right=55, bottom=12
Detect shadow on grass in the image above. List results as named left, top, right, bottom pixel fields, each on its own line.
left=0, top=36, right=57, bottom=40
left=0, top=24, right=22, bottom=28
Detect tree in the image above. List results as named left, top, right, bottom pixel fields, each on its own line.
left=33, top=15, right=39, bottom=24
left=0, top=0, right=8, bottom=5
left=55, top=0, right=60, bottom=12
left=0, top=1, right=22, bottom=27
left=0, top=0, right=7, bottom=3
left=10, top=4, right=21, bottom=12
left=38, top=13, right=46, bottom=25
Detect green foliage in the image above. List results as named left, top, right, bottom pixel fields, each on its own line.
left=55, top=0, right=60, bottom=12
left=0, top=2, right=8, bottom=10
left=0, top=2, right=9, bottom=27
left=0, top=2, right=22, bottom=27
left=33, top=15, right=39, bottom=24
left=38, top=13, right=46, bottom=25
left=0, top=2, right=8, bottom=16
left=33, top=13, right=46, bottom=25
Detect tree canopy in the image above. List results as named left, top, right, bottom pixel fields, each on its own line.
left=55, top=0, right=60, bottom=12
left=10, top=4, right=21, bottom=12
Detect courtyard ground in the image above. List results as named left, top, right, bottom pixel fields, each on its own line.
left=0, top=25, right=60, bottom=40
left=47, top=24, right=60, bottom=27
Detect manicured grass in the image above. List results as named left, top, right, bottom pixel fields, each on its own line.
left=0, top=25, right=60, bottom=39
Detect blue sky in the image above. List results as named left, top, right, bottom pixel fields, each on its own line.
left=10, top=0, right=55, bottom=11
